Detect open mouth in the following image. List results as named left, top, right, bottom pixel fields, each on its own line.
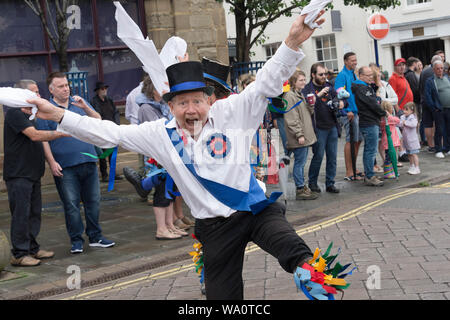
left=185, top=119, right=199, bottom=126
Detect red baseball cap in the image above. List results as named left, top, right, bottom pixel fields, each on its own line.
left=394, top=58, right=406, bottom=66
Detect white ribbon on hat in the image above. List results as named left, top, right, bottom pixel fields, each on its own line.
left=113, top=2, right=187, bottom=96
left=0, top=87, right=38, bottom=120
left=301, top=0, right=332, bottom=29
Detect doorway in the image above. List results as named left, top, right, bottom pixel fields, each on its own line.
left=401, top=38, right=444, bottom=65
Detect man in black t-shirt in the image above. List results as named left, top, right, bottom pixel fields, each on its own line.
left=302, top=63, right=344, bottom=194
left=3, top=80, right=67, bottom=267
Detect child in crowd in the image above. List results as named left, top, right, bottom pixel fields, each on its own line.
left=400, top=102, right=421, bottom=175
left=380, top=101, right=401, bottom=178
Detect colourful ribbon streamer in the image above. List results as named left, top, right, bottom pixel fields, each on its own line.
left=80, top=147, right=118, bottom=192
left=294, top=242, right=354, bottom=300
left=267, top=97, right=303, bottom=114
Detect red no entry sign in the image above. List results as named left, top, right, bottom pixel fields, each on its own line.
left=367, top=13, right=390, bottom=40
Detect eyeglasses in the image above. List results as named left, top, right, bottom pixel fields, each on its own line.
left=316, top=73, right=326, bottom=76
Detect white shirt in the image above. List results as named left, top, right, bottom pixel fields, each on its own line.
left=125, top=82, right=143, bottom=125
left=58, top=42, right=305, bottom=219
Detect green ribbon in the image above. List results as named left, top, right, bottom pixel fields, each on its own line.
left=81, top=148, right=115, bottom=159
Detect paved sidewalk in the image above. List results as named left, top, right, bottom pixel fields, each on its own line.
left=48, top=182, right=450, bottom=300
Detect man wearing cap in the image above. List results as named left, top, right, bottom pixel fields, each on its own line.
left=389, top=58, right=414, bottom=162
left=90, top=81, right=123, bottom=182
left=25, top=12, right=325, bottom=300
left=389, top=58, right=414, bottom=112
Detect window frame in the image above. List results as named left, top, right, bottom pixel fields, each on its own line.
left=264, top=42, right=282, bottom=60
left=314, top=34, right=338, bottom=72
left=0, top=0, right=147, bottom=103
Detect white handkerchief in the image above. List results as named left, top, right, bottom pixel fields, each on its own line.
left=0, top=87, right=38, bottom=120
left=301, top=0, right=332, bottom=29
left=160, top=36, right=188, bottom=69
left=114, top=1, right=169, bottom=95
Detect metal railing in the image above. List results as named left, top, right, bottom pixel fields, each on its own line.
left=230, top=61, right=266, bottom=89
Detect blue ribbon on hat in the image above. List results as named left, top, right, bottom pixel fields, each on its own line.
left=170, top=81, right=207, bottom=93
left=203, top=73, right=234, bottom=92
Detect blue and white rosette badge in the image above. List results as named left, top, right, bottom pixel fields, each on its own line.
left=206, top=133, right=231, bottom=159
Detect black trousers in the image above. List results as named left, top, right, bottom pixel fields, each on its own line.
left=194, top=202, right=312, bottom=300
left=99, top=150, right=112, bottom=179
left=6, top=178, right=42, bottom=258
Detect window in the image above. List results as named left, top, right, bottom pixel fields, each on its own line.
left=315, top=34, right=338, bottom=72
left=0, top=0, right=146, bottom=102
left=264, top=42, right=281, bottom=60
left=407, top=0, right=431, bottom=5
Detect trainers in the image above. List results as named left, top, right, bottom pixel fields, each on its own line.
left=71, top=242, right=84, bottom=254
left=326, top=185, right=340, bottom=193
left=89, top=237, right=115, bottom=248
left=364, top=176, right=384, bottom=187
left=32, top=249, right=55, bottom=259
left=409, top=166, right=420, bottom=175
left=296, top=186, right=318, bottom=200
left=435, top=152, right=445, bottom=159
left=10, top=255, right=41, bottom=267
left=427, top=147, right=436, bottom=153
left=123, top=166, right=150, bottom=198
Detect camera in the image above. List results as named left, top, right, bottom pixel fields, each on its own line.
left=327, top=97, right=340, bottom=112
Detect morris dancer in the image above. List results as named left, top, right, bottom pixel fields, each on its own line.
left=25, top=12, right=324, bottom=300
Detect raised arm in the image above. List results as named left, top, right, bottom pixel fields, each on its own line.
left=23, top=97, right=164, bottom=159
left=211, top=12, right=325, bottom=131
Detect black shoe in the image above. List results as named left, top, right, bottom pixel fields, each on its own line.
left=123, top=167, right=150, bottom=198
left=308, top=183, right=321, bottom=193
left=326, top=185, right=340, bottom=193
left=115, top=174, right=124, bottom=180
left=101, top=176, right=109, bottom=183
left=398, top=154, right=409, bottom=162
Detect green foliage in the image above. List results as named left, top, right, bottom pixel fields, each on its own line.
left=344, top=0, right=401, bottom=10
left=218, top=0, right=401, bottom=61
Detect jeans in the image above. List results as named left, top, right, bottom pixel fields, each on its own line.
left=434, top=109, right=450, bottom=153
left=194, top=202, right=312, bottom=300
left=6, top=178, right=41, bottom=258
left=360, top=125, right=380, bottom=179
left=308, top=126, right=338, bottom=187
left=276, top=117, right=289, bottom=156
left=291, top=146, right=309, bottom=188
left=54, top=162, right=102, bottom=245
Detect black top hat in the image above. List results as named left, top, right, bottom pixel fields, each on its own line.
left=201, top=57, right=232, bottom=92
left=94, top=81, right=109, bottom=92
left=162, top=61, right=214, bottom=102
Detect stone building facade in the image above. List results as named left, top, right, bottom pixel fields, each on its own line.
left=145, top=0, right=229, bottom=64
left=0, top=0, right=229, bottom=186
